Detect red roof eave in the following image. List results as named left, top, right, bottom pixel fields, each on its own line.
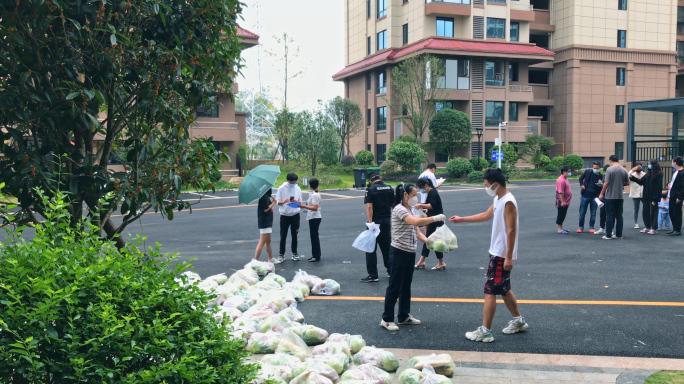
left=237, top=27, right=260, bottom=41
left=333, top=37, right=555, bottom=81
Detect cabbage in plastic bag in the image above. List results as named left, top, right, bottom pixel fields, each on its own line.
left=229, top=268, right=259, bottom=285
left=421, top=365, right=452, bottom=384
left=259, top=314, right=295, bottom=333
left=320, top=353, right=349, bottom=375
left=263, top=273, right=287, bottom=287
left=398, top=368, right=422, bottom=384
left=310, top=279, right=340, bottom=296
left=260, top=352, right=302, bottom=370
left=247, top=331, right=280, bottom=353
left=328, top=333, right=366, bottom=354
left=289, top=371, right=333, bottom=384
left=284, top=281, right=310, bottom=297
left=291, top=358, right=339, bottom=382
left=312, top=341, right=352, bottom=361
left=205, top=273, right=228, bottom=284
left=405, top=353, right=455, bottom=377
left=340, top=364, right=391, bottom=384
left=291, top=324, right=329, bottom=345
left=245, top=259, right=274, bottom=276
left=293, top=269, right=323, bottom=289
left=253, top=363, right=288, bottom=384
left=280, top=305, right=305, bottom=323
left=284, top=284, right=306, bottom=303
left=426, top=224, right=457, bottom=253
left=352, top=346, right=400, bottom=372
left=275, top=331, right=312, bottom=361
left=255, top=278, right=282, bottom=291
left=175, top=271, right=201, bottom=286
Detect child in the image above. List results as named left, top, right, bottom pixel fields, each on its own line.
left=299, top=178, right=322, bottom=262
left=659, top=194, right=671, bottom=231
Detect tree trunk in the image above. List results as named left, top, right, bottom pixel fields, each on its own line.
left=103, top=218, right=126, bottom=249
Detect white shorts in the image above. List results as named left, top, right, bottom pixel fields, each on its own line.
left=259, top=228, right=272, bottom=234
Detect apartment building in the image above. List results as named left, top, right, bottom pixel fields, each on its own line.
left=334, top=0, right=677, bottom=166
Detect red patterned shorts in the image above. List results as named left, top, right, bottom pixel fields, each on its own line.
left=484, top=255, right=511, bottom=296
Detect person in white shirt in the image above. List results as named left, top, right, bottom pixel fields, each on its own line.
left=275, top=173, right=304, bottom=262
left=449, top=168, right=527, bottom=343
left=418, top=163, right=443, bottom=204
left=299, top=178, right=322, bottom=262
left=627, top=163, right=644, bottom=229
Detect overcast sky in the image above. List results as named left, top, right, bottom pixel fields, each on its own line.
left=237, top=0, right=345, bottom=112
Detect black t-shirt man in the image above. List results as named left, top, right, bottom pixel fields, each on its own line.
left=361, top=173, right=395, bottom=282
left=364, top=180, right=395, bottom=220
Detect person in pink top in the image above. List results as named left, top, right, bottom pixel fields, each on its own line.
left=556, top=166, right=573, bottom=234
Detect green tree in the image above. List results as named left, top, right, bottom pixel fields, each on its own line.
left=487, top=144, right=519, bottom=169
left=290, top=106, right=340, bottom=176
left=520, top=134, right=556, bottom=168
left=326, top=97, right=364, bottom=159
left=563, top=154, right=585, bottom=171
left=0, top=0, right=241, bottom=247
left=274, top=108, right=296, bottom=161
left=355, top=150, right=375, bottom=165
left=388, top=55, right=446, bottom=146
left=387, top=141, right=428, bottom=171
left=446, top=157, right=474, bottom=178
left=532, top=154, right=551, bottom=169
left=428, top=109, right=472, bottom=160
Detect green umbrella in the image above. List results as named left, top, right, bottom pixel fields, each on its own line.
left=238, top=165, right=281, bottom=204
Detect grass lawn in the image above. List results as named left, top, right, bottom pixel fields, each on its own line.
left=645, top=371, right=684, bottom=384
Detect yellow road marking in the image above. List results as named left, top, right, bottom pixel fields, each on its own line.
left=305, top=296, right=684, bottom=307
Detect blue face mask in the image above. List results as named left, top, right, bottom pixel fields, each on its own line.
left=648, top=164, right=652, bottom=170
left=567, top=172, right=572, bottom=177
left=593, top=169, right=600, bottom=174
left=288, top=183, right=296, bottom=188
left=420, top=189, right=427, bottom=194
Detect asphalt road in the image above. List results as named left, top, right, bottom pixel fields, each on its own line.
left=107, top=181, right=683, bottom=358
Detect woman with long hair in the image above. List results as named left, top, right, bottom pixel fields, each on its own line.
left=380, top=184, right=446, bottom=332
left=413, top=178, right=446, bottom=270
left=299, top=178, right=322, bottom=262
left=255, top=188, right=279, bottom=263
left=630, top=159, right=663, bottom=234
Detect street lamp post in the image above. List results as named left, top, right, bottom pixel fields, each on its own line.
left=476, top=126, right=483, bottom=170
left=497, top=121, right=508, bottom=170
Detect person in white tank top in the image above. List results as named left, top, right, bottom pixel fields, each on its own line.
left=449, top=168, right=527, bottom=343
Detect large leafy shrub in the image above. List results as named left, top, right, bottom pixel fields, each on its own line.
left=0, top=191, right=257, bottom=383
left=341, top=155, right=357, bottom=167
left=469, top=157, right=489, bottom=171
left=380, top=160, right=400, bottom=174
left=446, top=157, right=474, bottom=178
left=532, top=154, right=551, bottom=169
left=387, top=141, right=427, bottom=171
left=550, top=156, right=565, bottom=169
left=563, top=154, right=584, bottom=171
left=467, top=170, right=485, bottom=182
left=545, top=164, right=561, bottom=174
left=355, top=150, right=374, bottom=166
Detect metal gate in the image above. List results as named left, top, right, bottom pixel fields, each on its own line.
left=631, top=140, right=684, bottom=188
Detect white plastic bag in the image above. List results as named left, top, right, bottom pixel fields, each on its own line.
left=352, top=223, right=381, bottom=253
left=275, top=331, right=313, bottom=361
left=426, top=224, right=458, bottom=253
left=291, top=358, right=339, bottom=382
left=421, top=365, right=452, bottom=384
left=352, top=346, right=400, bottom=372
left=245, top=259, right=274, bottom=276
left=289, top=371, right=333, bottom=384
left=328, top=333, right=366, bottom=354
left=405, top=353, right=455, bottom=377
left=311, top=279, right=340, bottom=296
left=340, top=364, right=391, bottom=384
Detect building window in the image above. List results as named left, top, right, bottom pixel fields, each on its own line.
left=485, top=60, right=505, bottom=86
left=617, top=30, right=626, bottom=48
left=196, top=98, right=219, bottom=118
left=368, top=144, right=372, bottom=152
left=616, top=68, right=625, bottom=86
left=436, top=101, right=453, bottom=112
left=618, top=0, right=627, bottom=10
left=509, top=62, right=519, bottom=82
left=367, top=36, right=371, bottom=55
left=485, top=101, right=505, bottom=127
left=486, top=18, right=506, bottom=39
left=377, top=0, right=387, bottom=18
left=395, top=120, right=402, bottom=138
left=436, top=17, right=454, bottom=38
left=377, top=107, right=387, bottom=131
left=377, top=71, right=386, bottom=94
left=529, top=69, right=549, bottom=84
left=509, top=102, right=519, bottom=122
left=377, top=144, right=387, bottom=164
left=615, top=142, right=624, bottom=160
left=402, top=23, right=408, bottom=45
left=435, top=150, right=449, bottom=163
left=438, top=58, right=470, bottom=90
left=377, top=30, right=387, bottom=51
left=367, top=109, right=371, bottom=126
left=402, top=104, right=408, bottom=116
left=366, top=73, right=371, bottom=91
left=615, top=105, right=625, bottom=123
left=367, top=0, right=371, bottom=18
left=489, top=0, right=506, bottom=2
left=403, top=0, right=409, bottom=3
left=510, top=22, right=519, bottom=42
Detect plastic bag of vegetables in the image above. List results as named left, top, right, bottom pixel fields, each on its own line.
left=247, top=331, right=280, bottom=353
left=280, top=305, right=305, bottom=323
left=289, top=371, right=333, bottom=384
left=339, top=364, right=391, bottom=384
left=292, top=358, right=339, bottom=382
left=275, top=331, right=312, bottom=361
left=294, top=269, right=324, bottom=289
left=261, top=352, right=302, bottom=370
left=337, top=381, right=377, bottom=384
left=176, top=271, right=201, bottom=286
left=352, top=346, right=400, bottom=372
left=411, top=207, right=428, bottom=219
left=245, top=259, right=274, bottom=276
left=317, top=353, right=350, bottom=375
left=254, top=278, right=282, bottom=291
left=328, top=333, right=366, bottom=354
left=240, top=302, right=276, bottom=322
left=405, top=353, right=455, bottom=377
left=291, top=324, right=329, bottom=345
left=205, top=273, right=228, bottom=284
left=259, top=362, right=293, bottom=383
left=421, top=365, right=452, bottom=384
left=310, top=279, right=341, bottom=296
left=262, top=273, right=286, bottom=286
left=253, top=364, right=288, bottom=384
left=259, top=314, right=295, bottom=333
left=229, top=268, right=259, bottom=285
left=312, top=341, right=352, bottom=361
left=283, top=284, right=306, bottom=303
left=426, top=224, right=458, bottom=253
left=284, top=281, right=310, bottom=298
left=398, top=368, right=422, bottom=384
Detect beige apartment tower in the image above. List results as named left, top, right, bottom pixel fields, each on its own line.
left=334, top=0, right=678, bottom=167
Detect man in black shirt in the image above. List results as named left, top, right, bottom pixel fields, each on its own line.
left=361, top=171, right=395, bottom=282
left=577, top=161, right=604, bottom=233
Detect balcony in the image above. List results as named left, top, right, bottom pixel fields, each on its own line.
left=191, top=121, right=241, bottom=142
left=530, top=10, right=555, bottom=32
left=678, top=24, right=684, bottom=41
left=531, top=84, right=554, bottom=106
left=425, top=0, right=472, bottom=17
left=509, top=85, right=534, bottom=102
left=510, top=3, right=535, bottom=22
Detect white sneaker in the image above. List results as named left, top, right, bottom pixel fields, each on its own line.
left=595, top=228, right=605, bottom=235
left=271, top=258, right=283, bottom=265
left=276, top=255, right=285, bottom=263
left=380, top=320, right=399, bottom=331
left=292, top=254, right=302, bottom=261
left=399, top=315, right=421, bottom=325
left=502, top=317, right=529, bottom=334
left=465, top=326, right=494, bottom=343
left=634, top=224, right=639, bottom=229
left=602, top=235, right=614, bottom=240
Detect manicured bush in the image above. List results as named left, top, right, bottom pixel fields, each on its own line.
left=341, top=155, right=357, bottom=167
left=545, top=164, right=561, bottom=174
left=0, top=191, right=257, bottom=383
left=387, top=141, right=427, bottom=171
left=550, top=156, right=565, bottom=169
left=467, top=170, right=485, bottom=182
left=563, top=154, right=584, bottom=171
left=469, top=157, right=489, bottom=170
left=446, top=157, right=474, bottom=178
left=355, top=150, right=374, bottom=165
left=380, top=160, right=400, bottom=174
left=531, top=153, right=551, bottom=169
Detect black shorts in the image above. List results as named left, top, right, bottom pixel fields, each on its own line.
left=484, top=255, right=511, bottom=296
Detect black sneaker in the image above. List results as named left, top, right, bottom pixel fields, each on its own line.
left=669, top=231, right=682, bottom=236
left=292, top=254, right=302, bottom=261
left=360, top=276, right=379, bottom=283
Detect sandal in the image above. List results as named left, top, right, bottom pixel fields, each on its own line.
left=558, top=230, right=569, bottom=234
left=414, top=263, right=426, bottom=269
left=308, top=257, right=320, bottom=262
left=431, top=264, right=446, bottom=271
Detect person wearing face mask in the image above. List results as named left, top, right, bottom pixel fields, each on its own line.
left=379, top=183, right=446, bottom=332
left=449, top=168, right=527, bottom=343
left=629, top=160, right=662, bottom=235
left=255, top=188, right=280, bottom=263
left=577, top=162, right=604, bottom=233
left=556, top=166, right=573, bottom=234
left=361, top=171, right=395, bottom=282
left=413, top=178, right=446, bottom=270
left=627, top=163, right=645, bottom=229
left=598, top=155, right=631, bottom=240
left=275, top=173, right=304, bottom=262
left=667, top=156, right=684, bottom=236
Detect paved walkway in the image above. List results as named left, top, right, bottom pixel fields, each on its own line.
left=385, top=349, right=684, bottom=384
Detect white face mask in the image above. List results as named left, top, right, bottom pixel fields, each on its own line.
left=485, top=184, right=499, bottom=197
left=407, top=196, right=418, bottom=207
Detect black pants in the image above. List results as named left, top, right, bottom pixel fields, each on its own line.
left=382, top=246, right=416, bottom=323
left=366, top=217, right=391, bottom=279
left=556, top=206, right=569, bottom=226
left=421, top=221, right=444, bottom=260
left=279, top=214, right=300, bottom=255
left=308, top=218, right=322, bottom=258
left=600, top=200, right=606, bottom=229
left=605, top=199, right=624, bottom=238
left=642, top=199, right=658, bottom=230
left=670, top=199, right=683, bottom=231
